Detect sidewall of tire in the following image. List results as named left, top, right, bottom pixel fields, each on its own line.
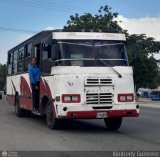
left=15, top=95, right=25, bottom=117
left=104, top=117, right=122, bottom=131
left=46, top=101, right=62, bottom=130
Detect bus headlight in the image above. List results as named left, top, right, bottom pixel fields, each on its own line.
left=63, top=96, right=71, bottom=102
left=118, top=93, right=134, bottom=102
left=62, top=94, right=81, bottom=103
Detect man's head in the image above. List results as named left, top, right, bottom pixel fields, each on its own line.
left=31, top=57, right=37, bottom=66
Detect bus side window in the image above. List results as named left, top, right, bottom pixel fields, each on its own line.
left=33, top=44, right=41, bottom=66
left=42, top=45, right=53, bottom=74
left=18, top=47, right=24, bottom=73
left=51, top=43, right=60, bottom=65
left=8, top=53, right=13, bottom=75
left=25, top=43, right=32, bottom=71
left=13, top=50, right=18, bottom=74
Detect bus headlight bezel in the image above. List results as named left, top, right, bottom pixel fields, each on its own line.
left=118, top=93, right=134, bottom=102
left=62, top=94, right=81, bottom=103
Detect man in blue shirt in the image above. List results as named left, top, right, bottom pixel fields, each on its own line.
left=29, top=57, right=40, bottom=111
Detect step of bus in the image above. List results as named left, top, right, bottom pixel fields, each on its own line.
left=32, top=111, right=41, bottom=116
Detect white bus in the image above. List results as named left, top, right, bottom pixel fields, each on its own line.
left=6, top=30, right=139, bottom=130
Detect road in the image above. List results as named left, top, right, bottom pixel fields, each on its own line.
left=0, top=95, right=160, bottom=151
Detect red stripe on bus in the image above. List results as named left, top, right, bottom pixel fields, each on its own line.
left=67, top=109, right=139, bottom=119
left=6, top=95, right=14, bottom=106
left=20, top=76, right=31, bottom=96
left=11, top=79, right=16, bottom=93
left=19, top=97, right=33, bottom=111
left=40, top=78, right=47, bottom=98
left=43, top=79, right=56, bottom=116
left=44, top=79, right=52, bottom=98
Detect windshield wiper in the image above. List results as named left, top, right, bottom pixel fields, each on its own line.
left=96, top=58, right=122, bottom=78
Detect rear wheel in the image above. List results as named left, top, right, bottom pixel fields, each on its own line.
left=15, top=96, right=26, bottom=117
left=25, top=110, right=32, bottom=117
left=104, top=117, right=122, bottom=131
left=46, top=101, right=62, bottom=130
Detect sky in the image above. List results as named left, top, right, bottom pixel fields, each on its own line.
left=0, top=0, right=160, bottom=64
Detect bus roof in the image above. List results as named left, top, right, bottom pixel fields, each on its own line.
left=8, top=30, right=53, bottom=53
left=8, top=30, right=126, bottom=53
left=52, top=32, right=126, bottom=41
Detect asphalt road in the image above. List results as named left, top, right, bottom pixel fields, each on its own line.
left=0, top=95, right=160, bottom=151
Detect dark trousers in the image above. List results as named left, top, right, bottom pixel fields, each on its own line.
left=31, top=82, right=40, bottom=110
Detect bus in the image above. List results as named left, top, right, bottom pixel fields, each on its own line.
left=6, top=30, right=139, bottom=130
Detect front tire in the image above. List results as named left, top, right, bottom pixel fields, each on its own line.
left=46, top=101, right=62, bottom=130
left=104, top=117, right=122, bottom=131
left=15, top=96, right=26, bottom=117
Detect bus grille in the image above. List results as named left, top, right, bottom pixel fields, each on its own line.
left=86, top=93, right=113, bottom=105
left=85, top=78, right=113, bottom=86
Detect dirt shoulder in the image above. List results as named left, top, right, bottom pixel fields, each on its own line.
left=137, top=98, right=160, bottom=108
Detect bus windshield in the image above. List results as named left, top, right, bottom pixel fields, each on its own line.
left=55, top=40, right=128, bottom=67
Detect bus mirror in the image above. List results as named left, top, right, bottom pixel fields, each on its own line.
left=51, top=44, right=59, bottom=60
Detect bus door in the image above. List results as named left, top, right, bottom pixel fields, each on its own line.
left=33, top=44, right=41, bottom=65
left=31, top=44, right=41, bottom=111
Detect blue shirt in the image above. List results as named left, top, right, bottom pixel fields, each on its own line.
left=29, top=65, right=40, bottom=84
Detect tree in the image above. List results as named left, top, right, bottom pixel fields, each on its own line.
left=63, top=5, right=160, bottom=90
left=126, top=34, right=160, bottom=89
left=64, top=5, right=126, bottom=33
left=0, top=64, right=6, bottom=91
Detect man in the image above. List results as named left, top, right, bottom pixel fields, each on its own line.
left=29, top=57, right=40, bottom=111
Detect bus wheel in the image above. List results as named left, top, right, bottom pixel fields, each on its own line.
left=25, top=110, right=32, bottom=117
left=15, top=96, right=26, bottom=117
left=104, top=117, right=122, bottom=131
left=46, top=101, right=62, bottom=130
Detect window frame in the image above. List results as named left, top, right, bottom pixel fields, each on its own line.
left=7, top=52, right=13, bottom=75
left=25, top=42, right=32, bottom=58
left=18, top=46, right=25, bottom=61
left=12, top=50, right=18, bottom=75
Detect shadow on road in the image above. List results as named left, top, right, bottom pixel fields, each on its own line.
left=8, top=111, right=121, bottom=134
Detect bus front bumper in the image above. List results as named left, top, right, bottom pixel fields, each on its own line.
left=56, top=103, right=140, bottom=119
left=66, top=109, right=139, bottom=119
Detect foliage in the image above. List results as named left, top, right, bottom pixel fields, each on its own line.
left=64, top=5, right=160, bottom=90
left=0, top=64, right=6, bottom=91
left=64, top=5, right=126, bottom=33
left=126, top=34, right=160, bottom=89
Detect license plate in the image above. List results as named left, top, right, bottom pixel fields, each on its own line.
left=96, top=112, right=107, bottom=118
